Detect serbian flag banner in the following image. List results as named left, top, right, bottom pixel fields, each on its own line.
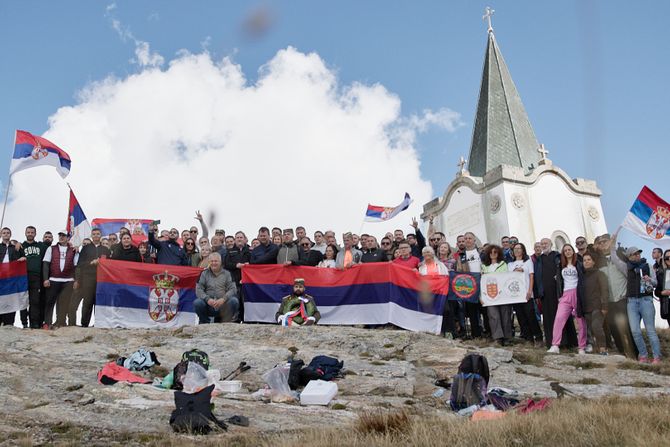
left=0, top=261, right=28, bottom=314
left=622, top=186, right=670, bottom=247
left=242, top=263, right=449, bottom=334
left=10, top=130, right=71, bottom=179
left=95, top=258, right=202, bottom=328
left=92, top=218, right=154, bottom=244
left=364, top=193, right=413, bottom=222
left=66, top=188, right=91, bottom=247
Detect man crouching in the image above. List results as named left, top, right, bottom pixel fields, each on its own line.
left=276, top=278, right=320, bottom=326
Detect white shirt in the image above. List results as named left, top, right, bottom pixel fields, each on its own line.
left=312, top=242, right=327, bottom=255
left=509, top=259, right=534, bottom=295
left=465, top=249, right=481, bottom=273
left=562, top=265, right=578, bottom=291
left=43, top=245, right=79, bottom=282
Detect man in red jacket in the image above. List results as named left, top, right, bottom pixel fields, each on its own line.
left=42, top=231, right=78, bottom=328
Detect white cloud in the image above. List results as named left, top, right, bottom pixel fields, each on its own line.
left=5, top=47, right=457, bottom=241
left=109, top=13, right=164, bottom=68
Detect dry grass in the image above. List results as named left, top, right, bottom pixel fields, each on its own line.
left=36, top=396, right=663, bottom=447
left=576, top=377, right=601, bottom=385
left=512, top=349, right=545, bottom=367
left=567, top=360, right=605, bottom=369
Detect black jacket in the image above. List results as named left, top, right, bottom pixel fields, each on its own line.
left=361, top=248, right=388, bottom=263
left=224, top=245, right=252, bottom=284
left=409, top=229, right=427, bottom=259
left=0, top=242, right=21, bottom=262
left=627, top=259, right=652, bottom=298
left=110, top=245, right=141, bottom=262
left=293, top=249, right=323, bottom=267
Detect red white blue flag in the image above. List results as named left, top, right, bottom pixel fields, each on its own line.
left=0, top=261, right=28, bottom=314
left=364, top=193, right=413, bottom=222
left=10, top=130, right=71, bottom=179
left=622, top=186, right=670, bottom=247
left=92, top=218, right=154, bottom=243
left=66, top=187, right=91, bottom=247
left=95, top=258, right=202, bottom=328
left=242, top=263, right=449, bottom=334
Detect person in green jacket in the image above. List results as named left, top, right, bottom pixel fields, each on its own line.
left=275, top=278, right=320, bottom=326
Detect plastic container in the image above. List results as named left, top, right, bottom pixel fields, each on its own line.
left=218, top=380, right=243, bottom=393
left=300, top=380, right=338, bottom=405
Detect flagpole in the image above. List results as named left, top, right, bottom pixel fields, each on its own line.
left=0, top=175, right=12, bottom=228
left=0, top=131, right=18, bottom=228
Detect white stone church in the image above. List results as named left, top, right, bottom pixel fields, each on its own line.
left=421, top=22, right=607, bottom=249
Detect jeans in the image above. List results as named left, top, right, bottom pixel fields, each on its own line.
left=627, top=296, right=661, bottom=359
left=194, top=297, right=239, bottom=324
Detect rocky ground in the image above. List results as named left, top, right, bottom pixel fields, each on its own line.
left=0, top=324, right=668, bottom=445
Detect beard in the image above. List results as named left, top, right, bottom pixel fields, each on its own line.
left=294, top=289, right=304, bottom=297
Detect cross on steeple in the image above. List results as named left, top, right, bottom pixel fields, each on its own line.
left=457, top=156, right=469, bottom=176
left=483, top=7, right=495, bottom=33
left=538, top=144, right=549, bottom=160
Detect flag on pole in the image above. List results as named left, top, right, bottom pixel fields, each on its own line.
left=66, top=187, right=91, bottom=247
left=10, top=130, right=71, bottom=178
left=364, top=193, right=413, bottom=222
left=622, top=186, right=670, bottom=246
left=0, top=261, right=28, bottom=314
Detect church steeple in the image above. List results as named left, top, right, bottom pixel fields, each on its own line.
left=467, top=17, right=540, bottom=177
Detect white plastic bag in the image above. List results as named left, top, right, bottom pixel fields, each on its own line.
left=262, top=365, right=295, bottom=402
left=182, top=361, right=208, bottom=394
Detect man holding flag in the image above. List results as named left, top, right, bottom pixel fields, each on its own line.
left=0, top=227, right=26, bottom=326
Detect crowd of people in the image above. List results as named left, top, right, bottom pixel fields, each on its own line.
left=0, top=212, right=668, bottom=364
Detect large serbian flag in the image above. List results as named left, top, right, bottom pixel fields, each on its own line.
left=364, top=193, right=413, bottom=222
left=242, top=263, right=449, bottom=334
left=622, top=186, right=670, bottom=247
left=92, top=218, right=154, bottom=243
left=95, top=258, right=202, bottom=329
left=10, top=130, right=71, bottom=178
left=66, top=187, right=91, bottom=247
left=0, top=261, right=28, bottom=314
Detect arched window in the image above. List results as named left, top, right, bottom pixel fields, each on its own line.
left=551, top=230, right=571, bottom=252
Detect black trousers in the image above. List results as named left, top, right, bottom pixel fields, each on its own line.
left=71, top=270, right=97, bottom=327
left=27, top=273, right=43, bottom=328
left=465, top=302, right=482, bottom=338
left=44, top=281, right=74, bottom=326
left=514, top=300, right=543, bottom=341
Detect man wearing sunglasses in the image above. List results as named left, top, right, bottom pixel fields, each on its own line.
left=292, top=237, right=323, bottom=267
left=148, top=224, right=188, bottom=266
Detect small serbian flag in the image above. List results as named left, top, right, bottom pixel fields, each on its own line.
left=0, top=261, right=28, bottom=314
left=95, top=258, right=201, bottom=328
left=10, top=130, right=71, bottom=179
left=92, top=218, right=154, bottom=244
left=622, top=186, right=670, bottom=246
left=364, top=193, right=413, bottom=222
left=66, top=187, right=91, bottom=247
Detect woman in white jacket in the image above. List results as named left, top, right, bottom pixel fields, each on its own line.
left=418, top=246, right=449, bottom=276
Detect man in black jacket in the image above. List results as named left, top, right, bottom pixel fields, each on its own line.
left=292, top=237, right=324, bottom=267
left=224, top=231, right=251, bottom=321
left=361, top=235, right=388, bottom=263
left=74, top=228, right=111, bottom=327
left=0, top=227, right=26, bottom=326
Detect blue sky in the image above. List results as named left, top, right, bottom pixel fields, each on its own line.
left=0, top=1, right=668, bottom=252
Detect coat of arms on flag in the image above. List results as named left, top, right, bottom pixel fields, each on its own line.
left=149, top=271, right=180, bottom=323
left=622, top=186, right=670, bottom=246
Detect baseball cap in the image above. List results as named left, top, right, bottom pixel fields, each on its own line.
left=624, top=246, right=642, bottom=257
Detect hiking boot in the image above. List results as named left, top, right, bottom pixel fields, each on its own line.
left=638, top=356, right=649, bottom=364
left=547, top=346, right=560, bottom=354
left=652, top=358, right=661, bottom=365
left=578, top=349, right=586, bottom=355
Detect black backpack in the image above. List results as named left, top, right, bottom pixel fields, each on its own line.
left=449, top=373, right=488, bottom=411
left=169, top=384, right=227, bottom=434
left=181, top=349, right=210, bottom=370
left=457, top=353, right=489, bottom=386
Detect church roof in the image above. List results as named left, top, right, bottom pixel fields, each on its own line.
left=467, top=31, right=540, bottom=177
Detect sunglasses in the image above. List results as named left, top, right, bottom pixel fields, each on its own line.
left=429, top=238, right=439, bottom=242
left=665, top=257, right=670, bottom=261
left=190, top=230, right=198, bottom=233
left=186, top=242, right=195, bottom=245
left=381, top=242, right=391, bottom=246
left=301, top=243, right=311, bottom=247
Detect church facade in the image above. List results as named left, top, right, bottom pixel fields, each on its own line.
left=421, top=26, right=607, bottom=248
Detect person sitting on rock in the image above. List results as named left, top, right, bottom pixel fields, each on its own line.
left=275, top=278, right=321, bottom=326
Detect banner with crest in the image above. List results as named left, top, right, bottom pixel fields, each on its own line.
left=95, top=258, right=201, bottom=328
left=479, top=271, right=527, bottom=307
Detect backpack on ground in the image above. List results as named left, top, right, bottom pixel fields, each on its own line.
left=305, top=355, right=344, bottom=381
left=181, top=349, right=210, bottom=370
left=448, top=372, right=488, bottom=411
left=457, top=353, right=490, bottom=386
left=169, top=384, right=227, bottom=434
